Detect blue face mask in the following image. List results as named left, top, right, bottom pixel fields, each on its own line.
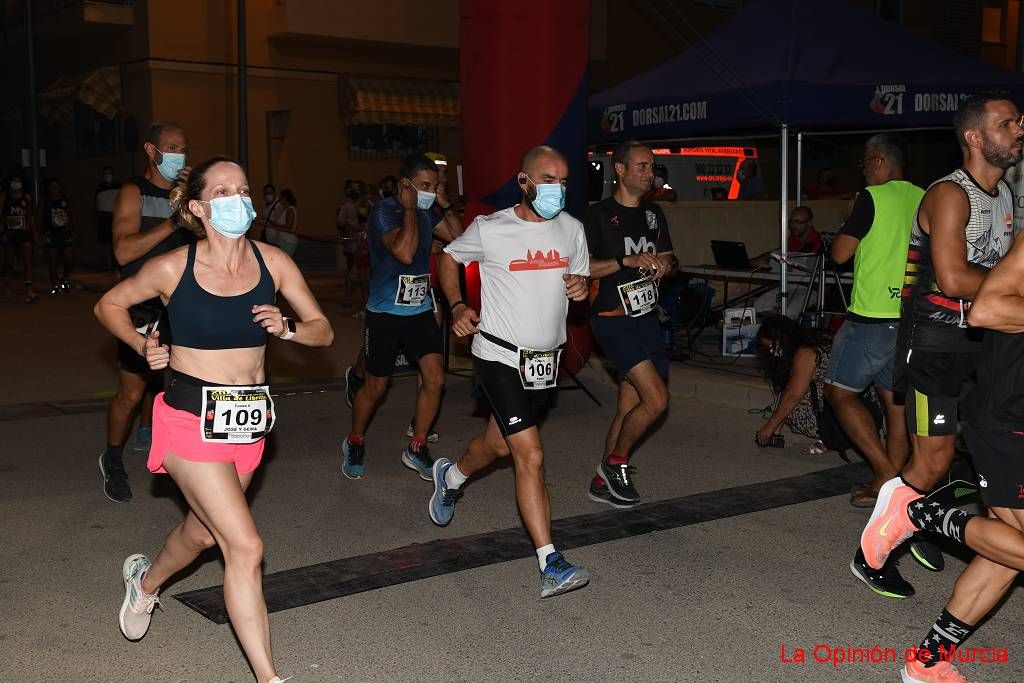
left=525, top=175, right=566, bottom=219
left=203, top=195, right=257, bottom=239
left=156, top=151, right=186, bottom=182
left=416, top=190, right=436, bottom=210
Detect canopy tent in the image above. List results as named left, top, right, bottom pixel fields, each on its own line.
left=589, top=0, right=1024, bottom=309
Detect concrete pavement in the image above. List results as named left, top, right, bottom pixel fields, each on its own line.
left=1, top=273, right=1022, bottom=682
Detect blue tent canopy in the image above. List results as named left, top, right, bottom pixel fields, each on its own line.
left=589, top=0, right=1024, bottom=142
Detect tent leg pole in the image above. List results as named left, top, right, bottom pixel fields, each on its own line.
left=796, top=132, right=803, bottom=208
left=780, top=123, right=789, bottom=317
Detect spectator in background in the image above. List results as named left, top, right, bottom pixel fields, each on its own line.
left=252, top=183, right=277, bottom=242
left=787, top=206, right=822, bottom=254
left=377, top=174, right=397, bottom=201
left=736, top=158, right=769, bottom=200
left=805, top=167, right=852, bottom=200
left=95, top=165, right=119, bottom=271
left=39, top=177, right=76, bottom=295
left=266, top=188, right=298, bottom=256
left=647, top=162, right=678, bottom=202
left=1, top=173, right=38, bottom=303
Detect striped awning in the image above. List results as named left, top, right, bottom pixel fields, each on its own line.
left=342, top=76, right=460, bottom=127
left=38, top=66, right=122, bottom=125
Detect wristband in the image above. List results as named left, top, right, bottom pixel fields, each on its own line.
left=615, top=255, right=625, bottom=269
left=279, top=316, right=296, bottom=340
left=450, top=300, right=466, bottom=310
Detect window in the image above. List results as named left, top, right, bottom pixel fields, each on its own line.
left=74, top=100, right=116, bottom=156
left=877, top=0, right=903, bottom=23
left=348, top=123, right=438, bottom=160
left=694, top=0, right=742, bottom=10
left=982, top=5, right=1004, bottom=44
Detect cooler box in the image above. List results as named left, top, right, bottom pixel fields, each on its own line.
left=722, top=307, right=758, bottom=357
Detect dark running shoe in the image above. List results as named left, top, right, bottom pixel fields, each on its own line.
left=849, top=548, right=914, bottom=599
left=99, top=452, right=132, bottom=503
left=909, top=535, right=944, bottom=572
left=345, top=366, right=363, bottom=409
left=598, top=460, right=640, bottom=503
left=587, top=480, right=635, bottom=509
left=402, top=443, right=435, bottom=481
left=342, top=438, right=365, bottom=479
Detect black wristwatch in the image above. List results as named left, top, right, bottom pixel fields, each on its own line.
left=615, top=255, right=625, bottom=270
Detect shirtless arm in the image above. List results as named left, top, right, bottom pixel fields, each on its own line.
left=967, top=236, right=1024, bottom=332
left=254, top=245, right=334, bottom=347
left=112, top=183, right=177, bottom=266
left=924, top=182, right=985, bottom=300
left=94, top=253, right=179, bottom=357
left=380, top=181, right=420, bottom=265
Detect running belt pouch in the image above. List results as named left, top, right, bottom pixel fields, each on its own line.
left=164, top=373, right=204, bottom=416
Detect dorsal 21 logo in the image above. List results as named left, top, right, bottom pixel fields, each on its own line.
left=870, top=84, right=906, bottom=115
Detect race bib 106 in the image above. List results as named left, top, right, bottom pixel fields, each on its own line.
left=518, top=348, right=561, bottom=390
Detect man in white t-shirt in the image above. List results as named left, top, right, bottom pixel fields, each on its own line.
left=431, top=145, right=593, bottom=599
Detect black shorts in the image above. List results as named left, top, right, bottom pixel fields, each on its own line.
left=363, top=310, right=443, bottom=378
left=1, top=229, right=30, bottom=246
left=905, top=349, right=979, bottom=437
left=591, top=313, right=670, bottom=380
left=45, top=229, right=72, bottom=249
left=472, top=356, right=554, bottom=438
left=962, top=426, right=1024, bottom=509
left=116, top=339, right=165, bottom=390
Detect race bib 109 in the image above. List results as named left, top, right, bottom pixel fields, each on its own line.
left=201, top=385, right=275, bottom=443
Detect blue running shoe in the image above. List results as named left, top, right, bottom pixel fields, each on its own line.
left=540, top=552, right=591, bottom=599
left=132, top=426, right=152, bottom=453
left=402, top=443, right=434, bottom=481
left=429, top=458, right=461, bottom=526
left=342, top=438, right=365, bottom=479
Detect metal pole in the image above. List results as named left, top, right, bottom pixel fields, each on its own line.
left=795, top=131, right=803, bottom=208
left=237, top=0, right=248, bottom=169
left=25, top=0, right=39, bottom=206
left=1018, top=0, right=1024, bottom=72
left=779, top=123, right=789, bottom=315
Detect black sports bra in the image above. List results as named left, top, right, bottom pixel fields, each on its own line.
left=166, top=240, right=276, bottom=350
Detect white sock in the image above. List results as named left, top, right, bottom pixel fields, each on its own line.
left=444, top=462, right=468, bottom=490
left=536, top=544, right=556, bottom=571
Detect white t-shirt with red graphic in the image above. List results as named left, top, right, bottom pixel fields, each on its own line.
left=444, top=206, right=590, bottom=369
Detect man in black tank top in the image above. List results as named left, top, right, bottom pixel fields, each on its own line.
left=857, top=95, right=1023, bottom=601
left=98, top=121, right=192, bottom=504
left=40, top=177, right=76, bottom=296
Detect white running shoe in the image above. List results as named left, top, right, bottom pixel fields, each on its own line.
left=118, top=554, right=159, bottom=641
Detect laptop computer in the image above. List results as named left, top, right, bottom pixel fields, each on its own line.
left=711, top=240, right=751, bottom=269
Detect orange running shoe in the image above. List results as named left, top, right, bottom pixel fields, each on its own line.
left=901, top=659, right=975, bottom=682
left=860, top=477, right=921, bottom=570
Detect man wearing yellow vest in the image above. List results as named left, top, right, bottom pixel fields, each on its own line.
left=826, top=134, right=923, bottom=596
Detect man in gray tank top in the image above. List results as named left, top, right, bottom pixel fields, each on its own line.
left=98, top=121, right=192, bottom=503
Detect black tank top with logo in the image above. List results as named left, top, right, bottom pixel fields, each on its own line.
left=120, top=175, right=194, bottom=279
left=43, top=198, right=70, bottom=232
left=3, top=194, right=31, bottom=233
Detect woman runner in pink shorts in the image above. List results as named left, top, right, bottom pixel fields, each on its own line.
left=95, top=156, right=333, bottom=682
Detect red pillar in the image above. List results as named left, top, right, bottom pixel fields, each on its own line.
left=459, top=0, right=593, bottom=372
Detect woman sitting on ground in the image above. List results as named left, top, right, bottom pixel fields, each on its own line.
left=754, top=315, right=833, bottom=453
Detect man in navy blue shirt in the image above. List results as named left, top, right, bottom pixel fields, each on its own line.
left=341, top=153, right=463, bottom=481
